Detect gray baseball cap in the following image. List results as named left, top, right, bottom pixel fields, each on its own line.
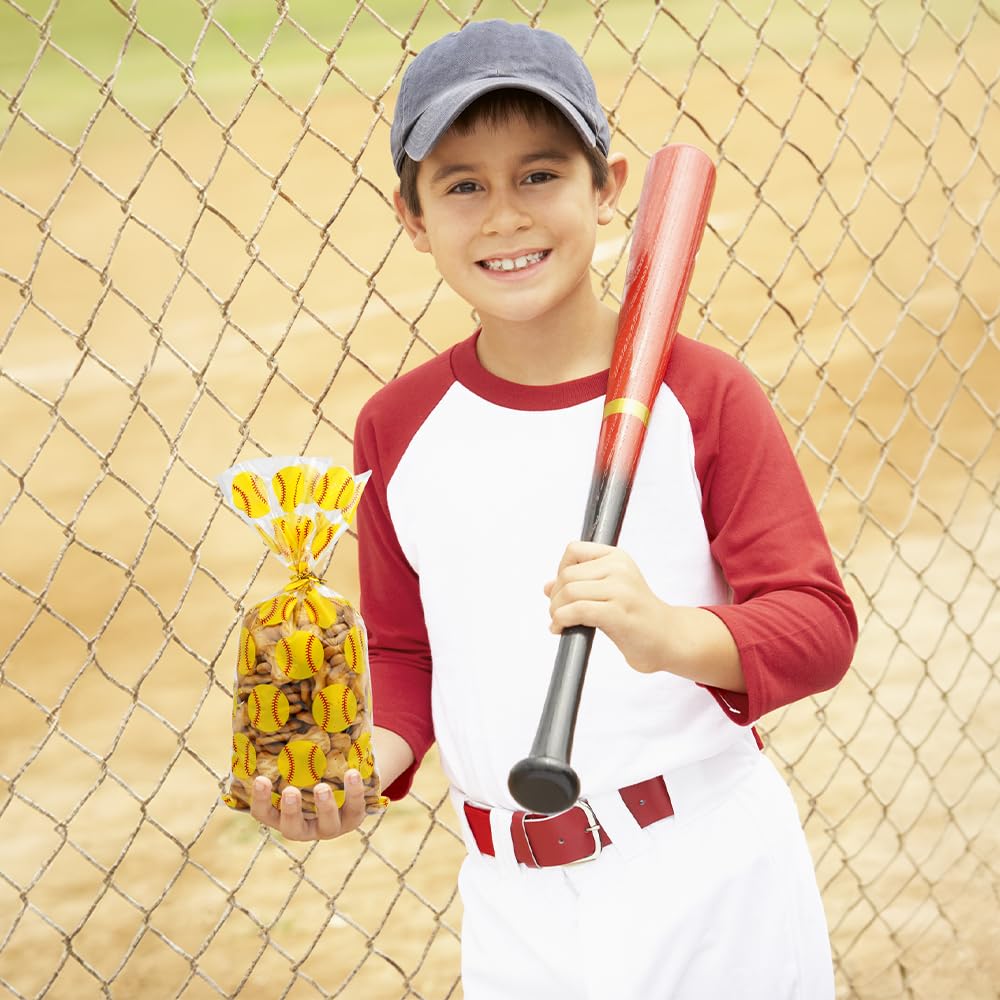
left=390, top=19, right=610, bottom=175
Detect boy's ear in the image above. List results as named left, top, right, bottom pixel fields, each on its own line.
left=597, top=153, right=629, bottom=226
left=393, top=189, right=431, bottom=253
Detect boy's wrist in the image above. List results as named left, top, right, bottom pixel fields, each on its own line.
left=640, top=604, right=746, bottom=694
left=372, top=725, right=417, bottom=790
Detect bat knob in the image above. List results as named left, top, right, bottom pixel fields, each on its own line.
left=508, top=756, right=580, bottom=815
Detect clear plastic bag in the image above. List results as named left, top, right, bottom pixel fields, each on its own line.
left=217, top=457, right=386, bottom=816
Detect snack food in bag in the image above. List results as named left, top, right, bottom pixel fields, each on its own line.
left=217, top=457, right=387, bottom=817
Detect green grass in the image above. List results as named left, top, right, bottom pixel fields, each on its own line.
left=0, top=0, right=978, bottom=145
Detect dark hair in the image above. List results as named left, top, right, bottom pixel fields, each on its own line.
left=397, top=88, right=610, bottom=216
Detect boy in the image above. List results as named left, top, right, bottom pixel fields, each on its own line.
left=252, top=19, right=857, bottom=998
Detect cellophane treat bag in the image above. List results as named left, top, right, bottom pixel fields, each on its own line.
left=217, top=456, right=387, bottom=817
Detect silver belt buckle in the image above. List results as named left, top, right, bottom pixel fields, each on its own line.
left=569, top=799, right=603, bottom=864
left=520, top=800, right=604, bottom=866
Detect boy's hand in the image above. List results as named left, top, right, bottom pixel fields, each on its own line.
left=250, top=773, right=366, bottom=841
left=544, top=541, right=746, bottom=690
left=544, top=541, right=670, bottom=674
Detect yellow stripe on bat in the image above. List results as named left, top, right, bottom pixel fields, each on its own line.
left=603, top=397, right=651, bottom=425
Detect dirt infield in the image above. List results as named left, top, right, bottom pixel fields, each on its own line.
left=1, top=3, right=998, bottom=998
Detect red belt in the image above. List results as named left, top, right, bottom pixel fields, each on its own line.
left=463, top=775, right=674, bottom=868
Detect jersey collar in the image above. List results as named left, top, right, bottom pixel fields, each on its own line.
left=450, top=331, right=608, bottom=411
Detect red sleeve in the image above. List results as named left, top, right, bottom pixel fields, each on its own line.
left=669, top=338, right=858, bottom=725
left=353, top=353, right=456, bottom=798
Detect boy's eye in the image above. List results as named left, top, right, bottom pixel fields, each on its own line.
left=524, top=171, right=555, bottom=185
left=449, top=180, right=481, bottom=194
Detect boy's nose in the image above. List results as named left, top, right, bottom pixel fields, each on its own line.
left=481, top=190, right=531, bottom=236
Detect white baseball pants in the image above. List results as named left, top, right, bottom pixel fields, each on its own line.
left=455, top=743, right=835, bottom=1000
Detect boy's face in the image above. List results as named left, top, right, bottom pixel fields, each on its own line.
left=395, top=112, right=624, bottom=331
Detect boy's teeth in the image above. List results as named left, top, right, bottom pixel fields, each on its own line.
left=482, top=251, right=545, bottom=271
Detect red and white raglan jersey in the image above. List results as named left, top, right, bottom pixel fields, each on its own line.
left=353, top=332, right=857, bottom=809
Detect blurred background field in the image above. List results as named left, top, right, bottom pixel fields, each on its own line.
left=0, top=1, right=998, bottom=997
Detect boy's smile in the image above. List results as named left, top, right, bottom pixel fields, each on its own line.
left=478, top=249, right=549, bottom=273
left=395, top=113, right=627, bottom=378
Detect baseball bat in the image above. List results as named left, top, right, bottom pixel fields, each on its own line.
left=507, top=144, right=717, bottom=815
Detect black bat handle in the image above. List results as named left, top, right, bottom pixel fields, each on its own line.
left=507, top=625, right=594, bottom=812
left=508, top=473, right=631, bottom=814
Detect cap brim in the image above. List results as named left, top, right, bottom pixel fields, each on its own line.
left=398, top=77, right=600, bottom=172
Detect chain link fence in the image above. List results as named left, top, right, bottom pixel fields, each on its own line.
left=1, top=0, right=997, bottom=997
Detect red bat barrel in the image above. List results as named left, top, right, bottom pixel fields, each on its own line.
left=600, top=145, right=716, bottom=490
left=508, top=145, right=716, bottom=815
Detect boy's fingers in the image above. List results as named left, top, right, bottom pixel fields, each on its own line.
left=251, top=776, right=365, bottom=841
left=313, top=784, right=344, bottom=838
left=550, top=578, right=612, bottom=610
left=551, top=598, right=609, bottom=632
left=553, top=544, right=617, bottom=586
left=278, top=787, right=310, bottom=840
left=250, top=776, right=281, bottom=827
left=548, top=569, right=617, bottom=613
left=563, top=551, right=625, bottom=586
left=558, top=540, right=613, bottom=573
left=338, top=771, right=367, bottom=832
